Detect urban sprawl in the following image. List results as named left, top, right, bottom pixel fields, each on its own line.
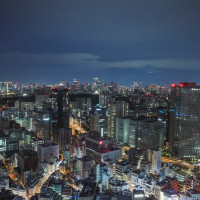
left=0, top=79, right=199, bottom=200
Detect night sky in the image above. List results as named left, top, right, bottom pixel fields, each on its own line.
left=1, top=0, right=200, bottom=86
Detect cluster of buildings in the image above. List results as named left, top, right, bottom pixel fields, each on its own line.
left=0, top=79, right=200, bottom=200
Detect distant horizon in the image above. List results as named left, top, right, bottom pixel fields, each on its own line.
left=1, top=78, right=198, bottom=88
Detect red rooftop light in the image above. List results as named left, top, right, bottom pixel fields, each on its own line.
left=99, top=141, right=103, bottom=145
left=171, top=84, right=175, bottom=87
left=180, top=83, right=184, bottom=87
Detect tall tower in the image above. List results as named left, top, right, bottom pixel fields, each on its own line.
left=52, top=88, right=72, bottom=149
left=56, top=89, right=69, bottom=128
left=107, top=101, right=129, bottom=138
left=169, top=82, right=200, bottom=162
left=90, top=112, right=100, bottom=132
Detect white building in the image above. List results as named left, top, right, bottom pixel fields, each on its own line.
left=38, top=140, right=59, bottom=163
left=148, top=148, right=161, bottom=174
left=131, top=170, right=156, bottom=196
left=160, top=189, right=179, bottom=200
left=109, top=178, right=129, bottom=193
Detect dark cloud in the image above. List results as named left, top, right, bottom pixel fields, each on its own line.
left=0, top=0, right=200, bottom=85
left=1, top=52, right=200, bottom=71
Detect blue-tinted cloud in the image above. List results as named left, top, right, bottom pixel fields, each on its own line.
left=1, top=52, right=200, bottom=71
left=0, top=0, right=200, bottom=84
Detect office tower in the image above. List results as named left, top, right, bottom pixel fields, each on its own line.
left=116, top=117, right=137, bottom=147
left=69, top=94, right=99, bottom=109
left=108, top=82, right=119, bottom=94
left=137, top=118, right=165, bottom=149
left=169, top=82, right=200, bottom=162
left=134, top=81, right=143, bottom=90
left=116, top=117, right=165, bottom=149
left=76, top=97, right=92, bottom=110
left=57, top=89, right=68, bottom=128
left=107, top=101, right=129, bottom=138
left=17, top=149, right=38, bottom=171
left=92, top=77, right=99, bottom=91
left=53, top=128, right=72, bottom=150
left=0, top=82, right=14, bottom=95
left=90, top=113, right=100, bottom=132
left=52, top=89, right=71, bottom=149
left=93, top=77, right=98, bottom=86
left=0, top=131, right=19, bottom=153
left=35, top=94, right=50, bottom=110
left=34, top=117, right=50, bottom=139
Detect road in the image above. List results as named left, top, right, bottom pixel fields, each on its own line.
left=1, top=153, right=62, bottom=199
left=161, top=156, right=194, bottom=170
left=69, top=121, right=86, bottom=135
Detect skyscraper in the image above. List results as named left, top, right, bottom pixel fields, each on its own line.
left=116, top=117, right=165, bottom=149
left=107, top=101, right=129, bottom=138
left=90, top=113, right=100, bottom=132
left=169, top=82, right=200, bottom=162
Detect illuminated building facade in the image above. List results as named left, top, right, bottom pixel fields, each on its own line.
left=38, top=140, right=59, bottom=162
left=169, top=82, right=200, bottom=161
left=116, top=117, right=137, bottom=147
left=107, top=101, right=129, bottom=138
left=86, top=132, right=122, bottom=162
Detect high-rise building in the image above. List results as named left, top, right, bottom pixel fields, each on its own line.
left=17, top=149, right=38, bottom=171
left=116, top=117, right=165, bottom=149
left=0, top=82, right=14, bottom=95
left=169, top=82, right=200, bottom=162
left=90, top=113, right=100, bottom=132
left=76, top=97, right=92, bottom=110
left=115, top=117, right=137, bottom=147
left=56, top=89, right=69, bottom=129
left=35, top=95, right=50, bottom=110
left=53, top=128, right=72, bottom=150
left=107, top=101, right=129, bottom=138
left=137, top=118, right=165, bottom=149
left=0, top=131, right=19, bottom=153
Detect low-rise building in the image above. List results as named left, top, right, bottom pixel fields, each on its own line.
left=86, top=132, right=122, bottom=162
left=77, top=156, right=94, bottom=180
left=38, top=139, right=59, bottom=163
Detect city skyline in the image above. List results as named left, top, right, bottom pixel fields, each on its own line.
left=1, top=0, right=200, bottom=85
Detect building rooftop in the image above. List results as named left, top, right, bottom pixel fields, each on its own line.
left=79, top=182, right=96, bottom=197
left=19, top=149, right=38, bottom=157
left=78, top=155, right=94, bottom=162
left=163, top=189, right=179, bottom=197
left=156, top=179, right=169, bottom=187
left=38, top=140, right=58, bottom=147
left=109, top=178, right=127, bottom=186
left=86, top=131, right=110, bottom=142
left=186, top=189, right=200, bottom=195
left=117, top=160, right=130, bottom=166
left=0, top=188, right=24, bottom=200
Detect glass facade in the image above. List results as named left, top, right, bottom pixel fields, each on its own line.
left=0, top=138, right=19, bottom=152
left=174, top=87, right=200, bottom=160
